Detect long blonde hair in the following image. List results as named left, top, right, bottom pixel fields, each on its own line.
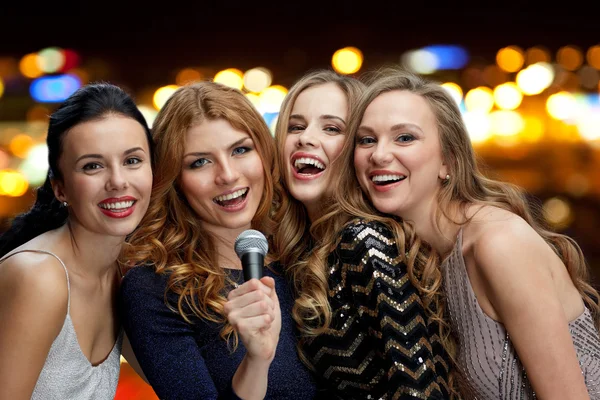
left=334, top=67, right=600, bottom=394
left=121, top=81, right=278, bottom=345
left=271, top=70, right=367, bottom=340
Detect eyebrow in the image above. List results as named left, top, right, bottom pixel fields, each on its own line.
left=358, top=123, right=423, bottom=134
left=74, top=147, right=146, bottom=163
left=289, top=114, right=346, bottom=124
left=183, top=137, right=251, bottom=158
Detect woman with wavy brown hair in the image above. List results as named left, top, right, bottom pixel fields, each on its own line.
left=340, top=67, right=600, bottom=399
left=272, top=69, right=450, bottom=399
left=119, top=81, right=316, bottom=400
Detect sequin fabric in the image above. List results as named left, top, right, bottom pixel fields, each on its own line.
left=302, top=220, right=450, bottom=399
left=442, top=230, right=600, bottom=399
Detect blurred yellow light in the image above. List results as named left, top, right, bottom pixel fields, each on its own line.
left=137, top=105, right=158, bottom=128
left=441, top=82, right=463, bottom=106
left=463, top=112, right=492, bottom=144
left=0, top=77, right=4, bottom=98
left=493, top=82, right=523, bottom=110
left=0, top=170, right=29, bottom=197
left=258, top=85, right=288, bottom=114
left=152, top=85, right=179, bottom=110
left=403, top=49, right=438, bottom=75
left=464, top=87, right=494, bottom=113
left=521, top=116, right=545, bottom=142
left=0, top=150, right=9, bottom=169
left=546, top=91, right=577, bottom=120
left=525, top=46, right=550, bottom=65
left=542, top=197, right=573, bottom=229
left=9, top=134, right=35, bottom=158
left=490, top=110, right=524, bottom=136
left=36, top=47, right=65, bottom=73
left=19, top=53, right=44, bottom=79
left=557, top=46, right=583, bottom=71
left=587, top=45, right=600, bottom=70
left=176, top=68, right=203, bottom=86
left=243, top=67, right=272, bottom=93
left=516, top=63, right=554, bottom=95
left=331, top=47, right=363, bottom=75
left=496, top=46, right=524, bottom=73
left=213, top=68, right=244, bottom=90
left=245, top=92, right=260, bottom=109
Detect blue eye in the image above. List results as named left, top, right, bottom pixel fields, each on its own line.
left=397, top=134, right=415, bottom=143
left=126, top=157, right=142, bottom=165
left=357, top=137, right=376, bottom=145
left=190, top=158, right=209, bottom=168
left=232, top=146, right=251, bottom=156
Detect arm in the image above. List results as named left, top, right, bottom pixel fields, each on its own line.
left=224, top=277, right=281, bottom=400
left=0, top=254, right=68, bottom=399
left=120, top=268, right=240, bottom=400
left=473, top=218, right=590, bottom=400
left=121, top=333, right=149, bottom=384
left=341, top=222, right=446, bottom=399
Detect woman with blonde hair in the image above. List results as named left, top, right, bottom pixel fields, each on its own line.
left=119, top=81, right=316, bottom=399
left=341, top=67, right=600, bottom=399
left=272, top=69, right=450, bottom=399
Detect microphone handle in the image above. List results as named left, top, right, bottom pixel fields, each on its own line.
left=241, top=252, right=264, bottom=281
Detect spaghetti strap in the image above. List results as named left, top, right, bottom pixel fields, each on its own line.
left=0, top=249, right=71, bottom=313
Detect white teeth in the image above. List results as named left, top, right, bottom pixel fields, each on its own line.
left=99, top=200, right=134, bottom=210
left=371, top=174, right=405, bottom=183
left=294, top=157, right=325, bottom=170
left=214, top=188, right=248, bottom=202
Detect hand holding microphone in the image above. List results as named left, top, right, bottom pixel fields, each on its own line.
left=225, top=230, right=281, bottom=362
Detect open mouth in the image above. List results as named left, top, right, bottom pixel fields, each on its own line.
left=293, top=157, right=325, bottom=176
left=213, top=188, right=248, bottom=207
left=370, top=174, right=406, bottom=186
left=98, top=200, right=136, bottom=212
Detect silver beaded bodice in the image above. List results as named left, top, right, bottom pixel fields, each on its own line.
left=442, top=231, right=600, bottom=399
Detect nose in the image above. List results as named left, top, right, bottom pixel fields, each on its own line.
left=106, top=167, right=129, bottom=191
left=369, top=143, right=393, bottom=166
left=296, top=125, right=319, bottom=148
left=215, top=159, right=240, bottom=186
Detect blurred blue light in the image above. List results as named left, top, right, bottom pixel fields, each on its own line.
left=262, top=112, right=279, bottom=127
left=422, top=45, right=469, bottom=70
left=30, top=74, right=81, bottom=102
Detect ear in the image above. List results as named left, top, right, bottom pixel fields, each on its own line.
left=438, top=160, right=449, bottom=180
left=51, top=179, right=67, bottom=203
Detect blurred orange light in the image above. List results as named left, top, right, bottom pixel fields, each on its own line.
left=586, top=45, right=600, bottom=70
left=557, top=46, right=583, bottom=71
left=19, top=53, right=44, bottom=79
left=176, top=68, right=203, bottom=86
left=525, top=46, right=550, bottom=65
left=9, top=134, right=35, bottom=158
left=496, top=46, right=524, bottom=73
left=332, top=47, right=363, bottom=75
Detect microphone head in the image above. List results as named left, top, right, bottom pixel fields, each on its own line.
left=234, top=229, right=268, bottom=258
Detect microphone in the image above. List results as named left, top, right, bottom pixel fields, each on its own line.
left=234, top=229, right=268, bottom=281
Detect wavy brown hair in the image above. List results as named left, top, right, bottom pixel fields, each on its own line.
left=333, top=67, right=600, bottom=396
left=271, top=70, right=376, bottom=358
left=121, top=81, right=278, bottom=345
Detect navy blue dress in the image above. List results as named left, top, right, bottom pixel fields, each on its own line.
left=120, top=263, right=317, bottom=400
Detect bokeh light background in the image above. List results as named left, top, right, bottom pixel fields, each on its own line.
left=1, top=7, right=599, bottom=399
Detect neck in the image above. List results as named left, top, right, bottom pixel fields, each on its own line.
left=55, top=221, right=124, bottom=279
left=202, top=223, right=249, bottom=270
left=400, top=199, right=461, bottom=256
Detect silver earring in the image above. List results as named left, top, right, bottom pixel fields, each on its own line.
left=445, top=174, right=450, bottom=181
left=63, top=201, right=68, bottom=207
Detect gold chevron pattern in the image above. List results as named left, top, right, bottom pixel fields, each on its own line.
left=301, top=219, right=450, bottom=399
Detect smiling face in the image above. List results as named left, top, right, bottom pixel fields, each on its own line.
left=53, top=114, right=153, bottom=238
left=353, top=90, right=448, bottom=222
left=282, top=83, right=348, bottom=217
left=179, top=118, right=265, bottom=235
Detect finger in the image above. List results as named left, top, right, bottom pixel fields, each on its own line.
left=225, top=288, right=274, bottom=313
left=259, top=276, right=275, bottom=290
left=233, top=314, right=274, bottom=335
left=228, top=279, right=271, bottom=300
left=227, top=299, right=276, bottom=322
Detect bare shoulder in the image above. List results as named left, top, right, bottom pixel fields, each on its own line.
left=0, top=251, right=69, bottom=313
